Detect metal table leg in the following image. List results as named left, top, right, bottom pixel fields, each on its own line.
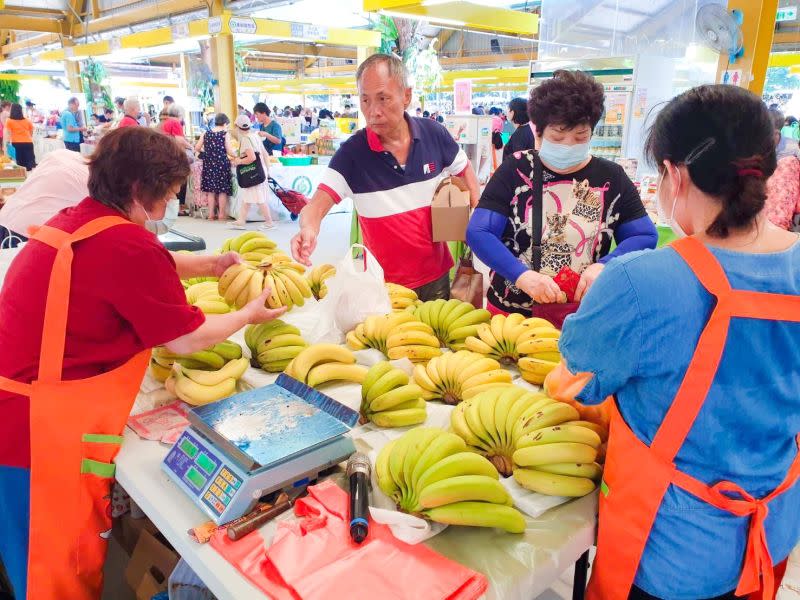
left=572, top=550, right=590, bottom=600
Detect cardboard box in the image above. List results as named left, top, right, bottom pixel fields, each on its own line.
left=0, top=167, right=26, bottom=181
left=125, top=529, right=179, bottom=600
left=431, top=176, right=470, bottom=242
left=113, top=513, right=158, bottom=557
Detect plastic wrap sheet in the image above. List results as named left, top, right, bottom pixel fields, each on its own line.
left=426, top=492, right=597, bottom=600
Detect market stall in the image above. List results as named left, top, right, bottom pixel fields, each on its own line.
left=119, top=293, right=597, bottom=600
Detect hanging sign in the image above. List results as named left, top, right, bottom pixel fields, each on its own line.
left=290, top=23, right=329, bottom=41
left=777, top=6, right=797, bottom=22
left=229, top=17, right=257, bottom=34
left=454, top=79, right=472, bottom=115
left=171, top=23, right=190, bottom=40
left=208, top=16, right=222, bottom=35
left=722, top=69, right=743, bottom=87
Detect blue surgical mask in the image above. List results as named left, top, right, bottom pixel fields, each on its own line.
left=139, top=199, right=176, bottom=236
left=538, top=138, right=591, bottom=171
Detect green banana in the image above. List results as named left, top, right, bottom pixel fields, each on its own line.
left=418, top=474, right=511, bottom=509
left=366, top=368, right=408, bottom=404
left=369, top=384, right=423, bottom=413
left=376, top=439, right=400, bottom=501
left=212, top=341, right=242, bottom=361
left=423, top=501, right=526, bottom=533
left=186, top=350, right=225, bottom=370
left=371, top=408, right=427, bottom=429
left=361, top=361, right=394, bottom=403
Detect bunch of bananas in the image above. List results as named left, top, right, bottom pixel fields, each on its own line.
left=413, top=350, right=513, bottom=405
left=413, top=299, right=492, bottom=351
left=284, top=344, right=368, bottom=388
left=220, top=231, right=277, bottom=254
left=512, top=416, right=602, bottom=497
left=375, top=427, right=526, bottom=532
left=360, top=362, right=426, bottom=427
left=149, top=340, right=243, bottom=382
left=182, top=276, right=218, bottom=288
left=166, top=357, right=249, bottom=406
left=244, top=319, right=308, bottom=372
left=185, top=281, right=232, bottom=315
left=449, top=386, right=555, bottom=476
left=306, top=264, right=336, bottom=300
left=218, top=259, right=312, bottom=310
left=346, top=312, right=442, bottom=363
left=464, top=314, right=559, bottom=366
left=385, top=282, right=419, bottom=312
left=517, top=336, right=562, bottom=385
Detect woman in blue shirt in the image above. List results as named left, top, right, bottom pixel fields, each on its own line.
left=561, top=85, right=800, bottom=599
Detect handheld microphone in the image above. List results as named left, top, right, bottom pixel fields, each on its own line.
left=346, top=452, right=371, bottom=544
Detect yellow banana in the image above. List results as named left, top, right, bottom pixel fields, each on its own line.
left=305, top=363, right=368, bottom=387
left=450, top=402, right=487, bottom=448
left=173, top=368, right=237, bottom=406
left=462, top=368, right=513, bottom=390
left=346, top=331, right=369, bottom=350
left=257, top=334, right=307, bottom=354
left=477, top=323, right=501, bottom=351
left=258, top=345, right=306, bottom=364
left=513, top=442, right=598, bottom=468
left=537, top=462, right=603, bottom=480
left=386, top=345, right=442, bottom=362
left=513, top=402, right=580, bottom=442
left=194, top=299, right=231, bottom=314
left=415, top=451, right=499, bottom=492
left=149, top=360, right=172, bottom=382
left=449, top=308, right=492, bottom=330
left=224, top=268, right=255, bottom=306
left=490, top=314, right=506, bottom=345
left=262, top=273, right=283, bottom=309
left=398, top=428, right=443, bottom=508
left=371, top=408, right=427, bottom=429
left=361, top=362, right=395, bottom=402
left=516, top=424, right=602, bottom=450
left=518, top=337, right=561, bottom=355
left=271, top=271, right=293, bottom=309
left=290, top=344, right=356, bottom=383
left=408, top=432, right=467, bottom=493
left=179, top=357, right=249, bottom=386
left=239, top=237, right=276, bottom=254
left=230, top=231, right=263, bottom=253
left=370, top=384, right=423, bottom=413
left=513, top=468, right=596, bottom=497
left=276, top=271, right=305, bottom=307
left=217, top=263, right=248, bottom=296
left=394, top=320, right=434, bottom=335
left=386, top=331, right=440, bottom=349
left=461, top=382, right=514, bottom=401
left=413, top=363, right=438, bottom=392
left=280, top=267, right=313, bottom=300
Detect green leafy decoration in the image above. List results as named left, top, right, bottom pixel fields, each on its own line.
left=404, top=40, right=442, bottom=98
left=190, top=77, right=215, bottom=109
left=80, top=59, right=113, bottom=109
left=0, top=73, right=21, bottom=104
left=371, top=15, right=399, bottom=54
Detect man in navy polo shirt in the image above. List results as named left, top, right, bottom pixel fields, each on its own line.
left=291, top=53, right=480, bottom=300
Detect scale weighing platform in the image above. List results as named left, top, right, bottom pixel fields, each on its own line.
left=162, top=374, right=358, bottom=524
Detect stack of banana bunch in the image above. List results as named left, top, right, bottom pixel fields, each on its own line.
left=385, top=282, right=420, bottom=312
left=448, top=385, right=604, bottom=497
left=306, top=264, right=336, bottom=300
left=413, top=350, right=513, bottom=405
left=413, top=299, right=492, bottom=351
left=464, top=314, right=558, bottom=366
left=346, top=311, right=442, bottom=363
left=375, top=427, right=526, bottom=532
left=360, top=361, right=426, bottom=427
left=244, top=319, right=308, bottom=372
left=219, top=231, right=278, bottom=265
left=151, top=341, right=248, bottom=406
left=284, top=344, right=368, bottom=388
left=185, top=281, right=232, bottom=315
left=218, top=259, right=312, bottom=310
left=182, top=276, right=217, bottom=289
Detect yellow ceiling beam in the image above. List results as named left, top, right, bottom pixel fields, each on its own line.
left=0, top=73, right=52, bottom=81
left=248, top=42, right=356, bottom=59
left=0, top=15, right=62, bottom=33
left=772, top=30, right=800, bottom=44
left=769, top=52, right=800, bottom=67
left=364, top=0, right=538, bottom=36
left=441, top=67, right=529, bottom=83
left=74, top=0, right=206, bottom=36
left=1, top=33, right=59, bottom=56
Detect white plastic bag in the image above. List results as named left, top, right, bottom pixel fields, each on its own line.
left=309, top=244, right=392, bottom=343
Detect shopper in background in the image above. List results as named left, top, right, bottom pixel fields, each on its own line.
left=3, top=103, right=35, bottom=171
left=466, top=70, right=656, bottom=324
left=230, top=114, right=275, bottom=231
left=318, top=108, right=334, bottom=121
left=771, top=108, right=800, bottom=160
left=342, top=103, right=356, bottom=118
left=415, top=107, right=422, bottom=117
left=60, top=97, right=86, bottom=152
left=163, top=95, right=174, bottom=112
left=253, top=102, right=284, bottom=155
left=118, top=97, right=141, bottom=129
left=559, top=84, right=800, bottom=600
left=0, top=127, right=286, bottom=600
left=195, top=113, right=233, bottom=221
left=765, top=111, right=800, bottom=230
left=0, top=101, right=11, bottom=152
left=292, top=53, right=481, bottom=300
left=503, top=96, right=535, bottom=160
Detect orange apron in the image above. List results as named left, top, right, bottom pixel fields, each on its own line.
left=587, top=236, right=800, bottom=600
left=0, top=215, right=150, bottom=600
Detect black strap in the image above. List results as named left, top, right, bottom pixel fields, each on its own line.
left=529, top=151, right=544, bottom=272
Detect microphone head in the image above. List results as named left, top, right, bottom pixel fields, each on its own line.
left=346, top=452, right=371, bottom=479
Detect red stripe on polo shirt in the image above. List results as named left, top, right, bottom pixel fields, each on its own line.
left=359, top=205, right=453, bottom=289
left=318, top=183, right=341, bottom=204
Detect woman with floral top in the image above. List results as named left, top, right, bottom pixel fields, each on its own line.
left=466, top=70, right=657, bottom=324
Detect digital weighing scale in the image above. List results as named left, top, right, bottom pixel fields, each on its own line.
left=162, top=374, right=358, bottom=524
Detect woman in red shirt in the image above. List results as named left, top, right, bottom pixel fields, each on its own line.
left=0, top=127, right=285, bottom=600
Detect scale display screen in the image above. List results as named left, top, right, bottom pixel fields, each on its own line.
left=163, top=430, right=244, bottom=517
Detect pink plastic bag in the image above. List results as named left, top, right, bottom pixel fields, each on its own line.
left=211, top=480, right=488, bottom=600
